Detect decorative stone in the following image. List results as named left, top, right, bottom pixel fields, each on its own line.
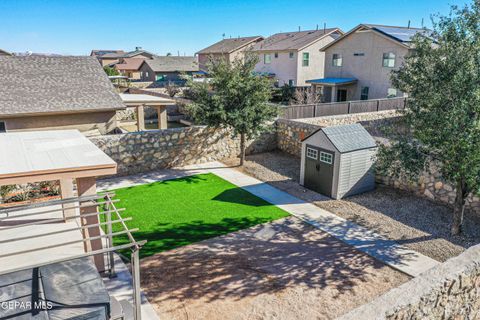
left=435, top=181, right=443, bottom=190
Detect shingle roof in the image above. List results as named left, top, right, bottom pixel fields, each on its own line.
left=197, top=36, right=263, bottom=54
left=0, top=48, right=12, bottom=56
left=0, top=56, right=125, bottom=117
left=143, top=56, right=199, bottom=72
left=101, top=49, right=155, bottom=59
left=322, top=124, right=377, bottom=153
left=115, top=58, right=145, bottom=71
left=254, top=28, right=341, bottom=52
left=90, top=50, right=125, bottom=57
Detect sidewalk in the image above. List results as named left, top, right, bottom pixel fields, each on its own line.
left=98, top=161, right=440, bottom=277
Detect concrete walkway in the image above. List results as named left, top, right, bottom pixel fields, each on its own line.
left=98, top=161, right=440, bottom=277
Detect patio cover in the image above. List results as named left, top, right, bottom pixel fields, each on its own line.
left=306, top=77, right=358, bottom=86
left=0, top=130, right=117, bottom=185
left=119, top=93, right=175, bottom=106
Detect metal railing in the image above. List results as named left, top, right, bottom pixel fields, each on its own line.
left=279, top=97, right=407, bottom=120
left=0, top=193, right=145, bottom=320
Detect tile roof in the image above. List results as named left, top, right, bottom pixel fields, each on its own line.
left=197, top=36, right=263, bottom=54
left=323, top=124, right=377, bottom=153
left=143, top=56, right=199, bottom=72
left=254, top=28, right=341, bottom=52
left=115, top=58, right=145, bottom=71
left=0, top=56, right=125, bottom=117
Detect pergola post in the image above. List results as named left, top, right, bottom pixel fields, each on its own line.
left=136, top=104, right=145, bottom=132
left=331, top=86, right=338, bottom=103
left=157, top=105, right=167, bottom=130
left=76, top=177, right=105, bottom=272
left=59, top=179, right=75, bottom=220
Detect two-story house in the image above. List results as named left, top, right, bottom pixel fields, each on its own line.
left=253, top=28, right=343, bottom=87
left=307, top=24, right=428, bottom=102
left=196, top=36, right=264, bottom=71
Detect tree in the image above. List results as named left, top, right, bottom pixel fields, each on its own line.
left=103, top=65, right=119, bottom=76
left=186, top=53, right=277, bottom=165
left=377, top=2, right=480, bottom=235
left=291, top=86, right=322, bottom=105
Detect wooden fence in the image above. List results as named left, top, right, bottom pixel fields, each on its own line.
left=280, top=97, right=407, bottom=120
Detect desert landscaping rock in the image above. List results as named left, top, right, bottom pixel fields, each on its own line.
left=223, top=151, right=480, bottom=262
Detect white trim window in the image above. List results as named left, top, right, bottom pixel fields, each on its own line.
left=306, top=147, right=318, bottom=160
left=302, top=52, right=309, bottom=67
left=387, top=88, right=398, bottom=98
left=288, top=79, right=295, bottom=87
left=383, top=52, right=396, bottom=68
left=264, top=54, right=271, bottom=64
left=332, top=53, right=342, bottom=67
left=320, top=151, right=333, bottom=164
left=361, top=86, right=369, bottom=100
left=0, top=121, right=6, bottom=133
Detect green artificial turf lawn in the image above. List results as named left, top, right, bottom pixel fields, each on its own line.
left=103, top=173, right=289, bottom=258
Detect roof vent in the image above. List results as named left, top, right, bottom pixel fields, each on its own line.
left=135, top=46, right=142, bottom=51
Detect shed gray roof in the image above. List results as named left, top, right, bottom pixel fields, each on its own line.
left=304, top=123, right=377, bottom=153
left=197, top=36, right=263, bottom=55
left=142, top=56, right=199, bottom=72
left=254, top=28, right=341, bottom=52
left=0, top=56, right=125, bottom=117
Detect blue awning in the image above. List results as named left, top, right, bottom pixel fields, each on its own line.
left=306, top=77, right=357, bottom=86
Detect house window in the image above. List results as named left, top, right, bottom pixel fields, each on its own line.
left=320, top=151, right=333, bottom=164
left=289, top=52, right=294, bottom=59
left=145, top=71, right=149, bottom=78
left=354, top=52, right=365, bottom=56
left=264, top=54, right=271, bottom=64
left=387, top=88, right=398, bottom=98
left=306, top=147, right=318, bottom=160
left=0, top=121, right=5, bottom=133
left=383, top=52, right=396, bottom=67
left=302, top=52, right=309, bottom=67
left=361, top=87, right=369, bottom=100
left=332, top=53, right=342, bottom=67
left=288, top=79, right=295, bottom=87
left=274, top=52, right=278, bottom=58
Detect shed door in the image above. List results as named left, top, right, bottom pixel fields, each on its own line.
left=304, top=145, right=335, bottom=197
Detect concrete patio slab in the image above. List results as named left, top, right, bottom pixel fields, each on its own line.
left=98, top=161, right=440, bottom=277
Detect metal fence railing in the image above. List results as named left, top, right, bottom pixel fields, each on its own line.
left=280, top=97, right=407, bottom=120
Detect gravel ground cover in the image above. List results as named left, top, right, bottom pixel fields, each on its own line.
left=223, top=151, right=480, bottom=262
left=141, top=217, right=409, bottom=320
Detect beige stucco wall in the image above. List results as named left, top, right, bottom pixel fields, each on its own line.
left=100, top=58, right=119, bottom=67
left=324, top=29, right=409, bottom=100
left=1, top=111, right=118, bottom=134
left=254, top=34, right=337, bottom=87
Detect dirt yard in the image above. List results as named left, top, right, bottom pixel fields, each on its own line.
left=223, top=151, right=480, bottom=262
left=141, top=217, right=409, bottom=320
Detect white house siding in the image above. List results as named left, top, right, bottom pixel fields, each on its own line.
left=324, top=30, right=409, bottom=100
left=336, top=148, right=376, bottom=199
left=296, top=35, right=336, bottom=86
left=254, top=50, right=298, bottom=87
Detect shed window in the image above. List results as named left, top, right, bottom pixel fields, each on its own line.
left=320, top=151, right=333, bottom=164
left=383, top=52, right=396, bottom=67
left=302, top=52, right=309, bottom=66
left=332, top=54, right=342, bottom=67
left=306, top=147, right=318, bottom=160
left=0, top=121, right=5, bottom=133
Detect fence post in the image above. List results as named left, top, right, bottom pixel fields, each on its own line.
left=376, top=99, right=380, bottom=112
left=313, top=104, right=316, bottom=117
left=347, top=101, right=351, bottom=114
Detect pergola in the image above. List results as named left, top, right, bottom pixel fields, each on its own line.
left=0, top=129, right=144, bottom=319
left=120, top=93, right=175, bottom=131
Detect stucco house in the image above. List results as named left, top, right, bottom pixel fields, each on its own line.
left=114, top=58, right=145, bottom=79
left=92, top=47, right=155, bottom=67
left=196, top=36, right=264, bottom=71
left=139, top=56, right=199, bottom=82
left=253, top=28, right=343, bottom=87
left=0, top=56, right=126, bottom=135
left=308, top=24, right=429, bottom=102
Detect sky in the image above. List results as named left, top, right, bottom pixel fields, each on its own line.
left=0, top=0, right=470, bottom=56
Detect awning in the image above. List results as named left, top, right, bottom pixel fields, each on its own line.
left=306, top=77, right=358, bottom=86
left=120, top=93, right=175, bottom=106
left=0, top=130, right=117, bottom=185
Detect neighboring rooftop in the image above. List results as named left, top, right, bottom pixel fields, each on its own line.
left=0, top=48, right=12, bottom=56
left=115, top=58, right=145, bottom=71
left=321, top=24, right=430, bottom=50
left=254, top=28, right=342, bottom=52
left=90, top=49, right=125, bottom=57
left=197, top=36, right=264, bottom=54
left=142, top=56, right=199, bottom=72
left=0, top=56, right=125, bottom=117
left=101, top=47, right=156, bottom=59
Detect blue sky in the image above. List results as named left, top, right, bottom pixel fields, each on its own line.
left=0, top=0, right=469, bottom=56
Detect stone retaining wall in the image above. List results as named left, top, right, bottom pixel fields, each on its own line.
left=339, top=243, right=480, bottom=320
left=276, top=111, right=480, bottom=214
left=90, top=126, right=275, bottom=176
